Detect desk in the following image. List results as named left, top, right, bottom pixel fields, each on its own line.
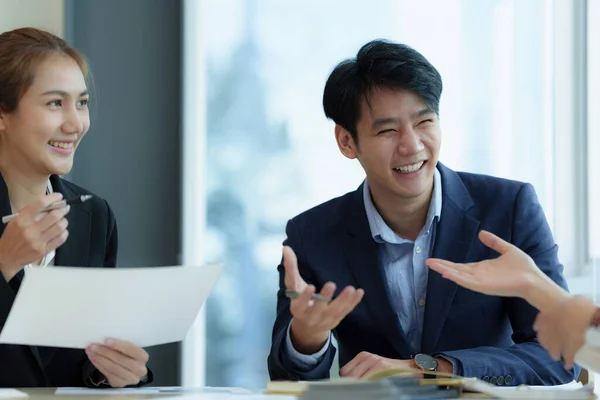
left=4, top=388, right=297, bottom=400
left=6, top=388, right=482, bottom=400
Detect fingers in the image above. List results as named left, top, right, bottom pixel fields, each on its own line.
left=346, top=357, right=379, bottom=378
left=306, top=283, right=361, bottom=326
left=425, top=259, right=456, bottom=276
left=563, top=337, right=585, bottom=370
left=301, top=282, right=337, bottom=323
left=290, top=281, right=364, bottom=335
left=425, top=259, right=472, bottom=275
left=19, top=193, right=64, bottom=221
left=91, top=361, right=127, bottom=388
left=290, top=282, right=335, bottom=321
left=340, top=351, right=372, bottom=376
left=102, top=339, right=150, bottom=364
left=45, top=230, right=69, bottom=252
left=425, top=260, right=480, bottom=289
left=36, top=207, right=70, bottom=253
left=289, top=285, right=316, bottom=316
left=89, top=353, right=141, bottom=388
left=362, top=362, right=395, bottom=379
left=439, top=269, right=481, bottom=291
left=36, top=206, right=70, bottom=233
left=88, top=344, right=146, bottom=377
left=340, top=352, right=385, bottom=378
left=563, top=347, right=576, bottom=370
left=544, top=340, right=562, bottom=361
left=478, top=230, right=513, bottom=255
left=534, top=321, right=562, bottom=361
left=40, top=211, right=69, bottom=241
left=326, top=286, right=364, bottom=323
left=86, top=341, right=148, bottom=388
left=283, top=246, right=305, bottom=291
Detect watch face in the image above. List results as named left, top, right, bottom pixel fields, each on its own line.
left=414, top=353, right=437, bottom=370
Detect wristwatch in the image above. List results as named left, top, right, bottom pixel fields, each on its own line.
left=414, top=353, right=437, bottom=378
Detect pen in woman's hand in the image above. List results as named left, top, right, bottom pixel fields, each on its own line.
left=285, top=289, right=332, bottom=303
left=1, top=194, right=93, bottom=224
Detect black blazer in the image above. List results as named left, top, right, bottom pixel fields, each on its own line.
left=0, top=174, right=145, bottom=387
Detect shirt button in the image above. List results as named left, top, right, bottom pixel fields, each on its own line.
left=415, top=246, right=422, bottom=254
left=419, top=299, right=426, bottom=307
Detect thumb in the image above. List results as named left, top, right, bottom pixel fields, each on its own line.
left=282, top=246, right=306, bottom=291
left=478, top=230, right=514, bottom=255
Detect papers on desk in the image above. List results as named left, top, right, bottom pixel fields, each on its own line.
left=462, top=379, right=593, bottom=399
left=55, top=387, right=160, bottom=395
left=0, top=265, right=222, bottom=348
left=0, top=389, right=27, bottom=398
left=55, top=386, right=253, bottom=396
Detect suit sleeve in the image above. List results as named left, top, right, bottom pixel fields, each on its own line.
left=267, top=218, right=336, bottom=381
left=439, top=183, right=579, bottom=385
left=0, top=275, right=17, bottom=333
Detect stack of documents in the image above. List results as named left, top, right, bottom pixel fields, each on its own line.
left=268, top=375, right=594, bottom=400
left=267, top=376, right=460, bottom=399
left=300, top=377, right=460, bottom=400
left=462, top=379, right=594, bottom=399
left=0, top=264, right=222, bottom=348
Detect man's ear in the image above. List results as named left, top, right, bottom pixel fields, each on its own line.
left=335, top=125, right=359, bottom=160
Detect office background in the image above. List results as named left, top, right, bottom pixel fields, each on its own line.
left=1, top=0, right=599, bottom=390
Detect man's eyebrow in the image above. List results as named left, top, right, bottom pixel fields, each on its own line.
left=372, top=117, right=401, bottom=130
left=412, top=108, right=435, bottom=119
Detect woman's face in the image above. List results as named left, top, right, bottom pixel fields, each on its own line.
left=0, top=54, right=90, bottom=177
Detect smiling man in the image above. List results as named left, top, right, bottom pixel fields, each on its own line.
left=267, top=39, right=577, bottom=386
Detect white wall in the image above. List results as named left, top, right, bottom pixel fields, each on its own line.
left=0, top=0, right=64, bottom=36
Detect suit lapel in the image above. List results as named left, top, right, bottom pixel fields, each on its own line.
left=0, top=173, right=11, bottom=238
left=0, top=174, right=91, bottom=267
left=37, top=176, right=91, bottom=367
left=51, top=176, right=91, bottom=267
left=343, top=185, right=412, bottom=358
left=0, top=174, right=49, bottom=375
left=420, top=164, right=480, bottom=354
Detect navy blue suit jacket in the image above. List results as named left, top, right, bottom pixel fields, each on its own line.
left=267, top=163, right=577, bottom=385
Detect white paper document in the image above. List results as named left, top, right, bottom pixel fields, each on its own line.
left=0, top=264, right=222, bottom=348
left=0, top=389, right=27, bottom=398
left=462, top=379, right=592, bottom=399
left=55, top=387, right=160, bottom=395
left=55, top=386, right=254, bottom=396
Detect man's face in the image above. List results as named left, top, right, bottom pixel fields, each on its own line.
left=337, top=88, right=441, bottom=204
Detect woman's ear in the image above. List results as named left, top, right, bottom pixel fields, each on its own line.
left=0, top=106, right=8, bottom=132
left=0, top=104, right=10, bottom=132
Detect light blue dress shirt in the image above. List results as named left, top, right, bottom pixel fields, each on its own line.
left=286, top=169, right=443, bottom=368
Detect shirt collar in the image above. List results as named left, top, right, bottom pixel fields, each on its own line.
left=363, top=167, right=442, bottom=244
